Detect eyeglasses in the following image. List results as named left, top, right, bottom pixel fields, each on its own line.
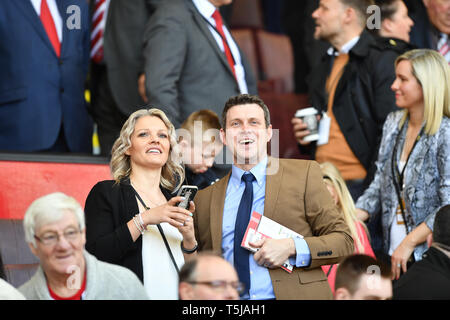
left=34, top=228, right=81, bottom=246
left=187, top=280, right=245, bottom=294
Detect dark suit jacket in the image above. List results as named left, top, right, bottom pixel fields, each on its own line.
left=305, top=30, right=398, bottom=185
left=0, top=0, right=92, bottom=152
left=143, top=0, right=257, bottom=128
left=194, top=157, right=354, bottom=299
left=84, top=178, right=174, bottom=282
left=394, top=247, right=450, bottom=299
left=90, top=0, right=162, bottom=116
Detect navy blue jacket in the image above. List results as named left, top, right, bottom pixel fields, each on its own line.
left=0, top=0, right=92, bottom=152
left=407, top=0, right=434, bottom=50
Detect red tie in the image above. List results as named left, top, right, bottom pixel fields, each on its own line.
left=91, top=0, right=106, bottom=63
left=40, top=0, right=60, bottom=57
left=211, top=10, right=236, bottom=80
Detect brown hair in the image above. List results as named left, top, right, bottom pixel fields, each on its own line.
left=335, top=254, right=391, bottom=295
left=340, top=0, right=376, bottom=26
left=179, top=109, right=221, bottom=145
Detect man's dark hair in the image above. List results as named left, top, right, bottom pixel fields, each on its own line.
left=221, top=94, right=271, bottom=128
left=433, top=205, right=450, bottom=247
left=335, top=254, right=391, bottom=295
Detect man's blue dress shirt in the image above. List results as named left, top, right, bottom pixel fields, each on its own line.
left=222, top=157, right=311, bottom=300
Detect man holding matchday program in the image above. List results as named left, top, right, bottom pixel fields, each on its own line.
left=194, top=94, right=354, bottom=300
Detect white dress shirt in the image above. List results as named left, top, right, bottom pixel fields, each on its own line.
left=30, top=0, right=63, bottom=42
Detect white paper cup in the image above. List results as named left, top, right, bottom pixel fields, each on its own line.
left=295, top=107, right=319, bottom=142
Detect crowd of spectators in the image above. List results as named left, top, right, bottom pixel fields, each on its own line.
left=0, top=0, right=449, bottom=301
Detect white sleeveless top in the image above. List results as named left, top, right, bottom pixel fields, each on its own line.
left=142, top=222, right=184, bottom=299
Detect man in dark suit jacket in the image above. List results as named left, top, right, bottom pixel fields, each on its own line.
left=90, top=0, right=162, bottom=156
left=0, top=0, right=92, bottom=152
left=407, top=0, right=450, bottom=62
left=194, top=94, right=354, bottom=300
left=142, top=0, right=257, bottom=129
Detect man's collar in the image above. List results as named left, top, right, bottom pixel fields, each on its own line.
left=327, top=36, right=360, bottom=56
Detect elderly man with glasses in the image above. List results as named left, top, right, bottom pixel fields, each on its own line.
left=19, top=192, right=148, bottom=300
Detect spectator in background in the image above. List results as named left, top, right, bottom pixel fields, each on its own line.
left=142, top=0, right=257, bottom=129
left=89, top=0, right=163, bottom=156
left=178, top=110, right=223, bottom=190
left=291, top=0, right=398, bottom=202
left=320, top=162, right=375, bottom=293
left=19, top=192, right=147, bottom=300
left=371, top=0, right=414, bottom=44
left=85, top=108, right=197, bottom=300
left=178, top=252, right=241, bottom=300
left=334, top=254, right=392, bottom=300
left=407, top=0, right=450, bottom=63
left=365, top=0, right=416, bottom=259
left=356, top=49, right=450, bottom=280
left=0, top=1, right=93, bottom=153
left=394, top=205, right=450, bottom=299
left=283, top=0, right=329, bottom=94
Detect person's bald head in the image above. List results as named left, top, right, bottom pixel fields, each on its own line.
left=178, top=253, right=241, bottom=300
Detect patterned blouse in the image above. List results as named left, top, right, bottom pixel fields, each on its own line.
left=356, top=111, right=450, bottom=261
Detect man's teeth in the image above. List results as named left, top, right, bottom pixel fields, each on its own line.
left=239, top=139, right=254, bottom=144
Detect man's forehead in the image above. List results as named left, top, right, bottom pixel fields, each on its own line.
left=226, top=104, right=264, bottom=119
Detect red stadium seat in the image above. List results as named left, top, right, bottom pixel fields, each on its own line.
left=0, top=153, right=110, bottom=287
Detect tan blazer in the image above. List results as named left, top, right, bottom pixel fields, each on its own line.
left=194, top=157, right=354, bottom=300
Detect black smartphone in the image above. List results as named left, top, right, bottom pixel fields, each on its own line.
left=176, top=185, right=198, bottom=209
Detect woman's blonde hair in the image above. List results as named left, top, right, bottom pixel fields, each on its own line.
left=395, top=49, right=450, bottom=135
left=110, top=108, right=184, bottom=192
left=320, top=162, right=365, bottom=254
